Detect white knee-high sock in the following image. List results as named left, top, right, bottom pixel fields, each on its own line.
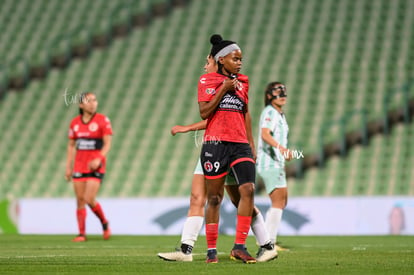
left=180, top=216, right=204, bottom=247
left=251, top=211, right=271, bottom=246
left=265, top=208, right=283, bottom=244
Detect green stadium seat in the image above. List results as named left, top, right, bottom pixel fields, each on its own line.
left=0, top=0, right=413, bottom=199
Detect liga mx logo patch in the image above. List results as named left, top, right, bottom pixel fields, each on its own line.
left=204, top=160, right=213, bottom=172
left=205, top=88, right=216, bottom=95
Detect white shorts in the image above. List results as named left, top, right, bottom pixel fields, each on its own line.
left=257, top=167, right=287, bottom=194
left=193, top=158, right=204, bottom=175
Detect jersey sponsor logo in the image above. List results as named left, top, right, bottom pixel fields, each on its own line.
left=88, top=122, right=98, bottom=132
left=76, top=138, right=103, bottom=150
left=204, top=151, right=213, bottom=157
left=77, top=132, right=91, bottom=137
left=205, top=88, right=216, bottom=95
left=219, top=93, right=244, bottom=112
left=200, top=77, right=206, bottom=84
left=204, top=160, right=213, bottom=172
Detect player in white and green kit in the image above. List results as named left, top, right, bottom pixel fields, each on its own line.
left=256, top=81, right=291, bottom=251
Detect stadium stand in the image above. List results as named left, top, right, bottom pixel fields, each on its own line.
left=288, top=122, right=414, bottom=197
left=0, top=0, right=413, bottom=199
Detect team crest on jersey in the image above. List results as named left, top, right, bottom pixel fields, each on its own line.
left=89, top=122, right=98, bottom=132
left=236, top=82, right=243, bottom=91
left=205, top=88, right=216, bottom=95
left=204, top=160, right=213, bottom=172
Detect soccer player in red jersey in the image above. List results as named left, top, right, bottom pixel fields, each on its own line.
left=157, top=56, right=277, bottom=262
left=65, top=92, right=112, bottom=242
left=198, top=35, right=257, bottom=263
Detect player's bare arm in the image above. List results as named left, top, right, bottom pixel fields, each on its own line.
left=245, top=110, right=256, bottom=160
left=170, top=120, right=207, bottom=136
left=88, top=135, right=112, bottom=171
left=65, top=139, right=77, bottom=181
left=261, top=128, right=292, bottom=161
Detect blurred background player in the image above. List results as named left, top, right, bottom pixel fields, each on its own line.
left=157, top=55, right=276, bottom=262
left=256, top=82, right=291, bottom=250
left=198, top=34, right=256, bottom=264
left=65, top=92, right=112, bottom=242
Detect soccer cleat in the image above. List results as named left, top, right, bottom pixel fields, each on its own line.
left=230, top=248, right=256, bottom=264
left=72, top=235, right=86, bottom=242
left=157, top=251, right=193, bottom=262
left=103, top=223, right=111, bottom=240
left=276, top=244, right=289, bottom=251
left=205, top=249, right=218, bottom=263
left=256, top=243, right=278, bottom=262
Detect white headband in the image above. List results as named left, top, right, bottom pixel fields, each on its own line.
left=214, top=44, right=241, bottom=61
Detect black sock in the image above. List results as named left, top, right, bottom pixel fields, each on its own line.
left=207, top=249, right=217, bottom=256
left=181, top=243, right=193, bottom=255
left=102, top=223, right=109, bottom=230
left=233, top=244, right=245, bottom=250
left=261, top=242, right=274, bottom=250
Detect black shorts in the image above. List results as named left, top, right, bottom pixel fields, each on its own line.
left=200, top=141, right=255, bottom=184
left=72, top=171, right=105, bottom=183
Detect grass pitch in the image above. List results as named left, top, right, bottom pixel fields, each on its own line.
left=0, top=235, right=413, bottom=274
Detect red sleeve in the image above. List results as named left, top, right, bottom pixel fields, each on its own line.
left=237, top=74, right=249, bottom=105
left=244, top=78, right=249, bottom=104
left=101, top=115, right=113, bottom=136
left=198, top=74, right=221, bottom=102
left=68, top=118, right=76, bottom=139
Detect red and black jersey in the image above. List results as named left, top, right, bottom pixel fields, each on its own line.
left=68, top=113, right=113, bottom=174
left=198, top=72, right=249, bottom=143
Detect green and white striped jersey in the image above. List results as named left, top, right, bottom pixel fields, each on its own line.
left=256, top=105, right=289, bottom=171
